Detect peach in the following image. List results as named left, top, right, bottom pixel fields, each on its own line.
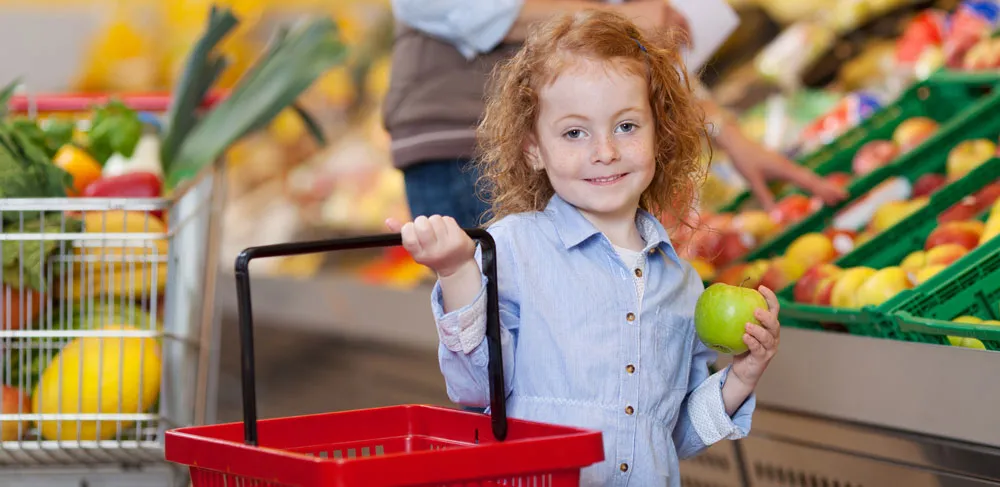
left=946, top=139, right=996, bottom=181
left=830, top=267, right=878, bottom=308
left=760, top=257, right=806, bottom=292
left=854, top=267, right=913, bottom=307
left=793, top=264, right=842, bottom=304
left=924, top=243, right=969, bottom=267
left=912, top=264, right=946, bottom=285
left=900, top=250, right=927, bottom=275
left=733, top=210, right=780, bottom=241
left=852, top=140, right=899, bottom=176
left=892, top=116, right=939, bottom=152
left=924, top=220, right=984, bottom=251
left=785, top=232, right=838, bottom=270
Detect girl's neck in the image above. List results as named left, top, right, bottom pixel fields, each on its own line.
left=579, top=207, right=645, bottom=251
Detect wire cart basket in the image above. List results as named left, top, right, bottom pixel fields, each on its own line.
left=165, top=231, right=605, bottom=487
left=0, top=92, right=226, bottom=485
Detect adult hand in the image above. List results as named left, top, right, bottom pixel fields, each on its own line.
left=729, top=139, right=849, bottom=210
left=620, top=0, right=692, bottom=48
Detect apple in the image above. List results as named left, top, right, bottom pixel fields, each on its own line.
left=1, top=386, right=30, bottom=441
left=694, top=283, right=768, bottom=355
left=940, top=196, right=984, bottom=223
left=962, top=37, right=1000, bottom=71
left=760, top=257, right=806, bottom=292
left=814, top=275, right=840, bottom=305
left=948, top=315, right=988, bottom=349
left=733, top=210, right=779, bottom=241
left=770, top=194, right=819, bottom=226
left=946, top=139, right=997, bottom=181
left=912, top=173, right=948, bottom=198
left=912, top=264, right=946, bottom=285
left=869, top=198, right=926, bottom=233
left=785, top=232, right=838, bottom=270
left=924, top=220, right=985, bottom=251
left=892, top=117, right=939, bottom=152
left=924, top=243, right=969, bottom=267
left=980, top=215, right=1000, bottom=245
left=852, top=140, right=899, bottom=176
left=900, top=250, right=927, bottom=275
left=854, top=266, right=913, bottom=307
left=830, top=266, right=878, bottom=308
left=794, top=264, right=842, bottom=304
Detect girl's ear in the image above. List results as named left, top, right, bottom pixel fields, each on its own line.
left=523, top=134, right=543, bottom=171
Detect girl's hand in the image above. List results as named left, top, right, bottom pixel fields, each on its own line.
left=386, top=215, right=477, bottom=278
left=730, top=286, right=781, bottom=389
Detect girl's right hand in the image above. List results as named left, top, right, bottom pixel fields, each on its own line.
left=386, top=215, right=477, bottom=278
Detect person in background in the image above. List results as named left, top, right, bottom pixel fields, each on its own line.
left=386, top=10, right=782, bottom=484
left=382, top=0, right=847, bottom=228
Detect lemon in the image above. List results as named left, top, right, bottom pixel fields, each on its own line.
left=32, top=325, right=161, bottom=441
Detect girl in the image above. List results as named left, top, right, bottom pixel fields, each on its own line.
left=386, top=10, right=780, bottom=486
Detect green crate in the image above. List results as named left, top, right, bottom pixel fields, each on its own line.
left=738, top=81, right=1000, bottom=266
left=778, top=155, right=1000, bottom=340
left=718, top=73, right=1000, bottom=214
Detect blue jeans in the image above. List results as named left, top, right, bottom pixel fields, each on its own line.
left=402, top=158, right=490, bottom=413
left=402, top=158, right=491, bottom=228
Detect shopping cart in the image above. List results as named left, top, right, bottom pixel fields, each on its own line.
left=165, top=231, right=605, bottom=487
left=0, top=92, right=225, bottom=483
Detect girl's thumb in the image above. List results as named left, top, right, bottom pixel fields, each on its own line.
left=385, top=218, right=404, bottom=233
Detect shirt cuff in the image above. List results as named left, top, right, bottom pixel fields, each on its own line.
left=686, top=365, right=755, bottom=445
left=431, top=274, right=488, bottom=354
left=446, top=0, right=523, bottom=59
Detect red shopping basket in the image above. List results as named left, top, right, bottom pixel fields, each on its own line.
left=165, top=230, right=605, bottom=487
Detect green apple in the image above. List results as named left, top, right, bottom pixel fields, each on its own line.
left=694, top=283, right=767, bottom=355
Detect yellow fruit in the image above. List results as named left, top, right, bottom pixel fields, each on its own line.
left=981, top=215, right=1000, bottom=246
left=690, top=259, right=716, bottom=281
left=900, top=250, right=926, bottom=275
left=953, top=315, right=982, bottom=323
left=854, top=267, right=912, bottom=307
left=32, top=325, right=161, bottom=441
left=63, top=211, right=169, bottom=300
left=912, top=264, right=945, bottom=285
left=830, top=267, right=877, bottom=308
left=54, top=145, right=103, bottom=195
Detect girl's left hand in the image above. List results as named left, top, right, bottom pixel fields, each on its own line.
left=730, top=286, right=781, bottom=389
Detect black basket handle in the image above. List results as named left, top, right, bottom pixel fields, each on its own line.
left=233, top=229, right=506, bottom=446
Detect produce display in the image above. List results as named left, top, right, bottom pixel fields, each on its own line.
left=0, top=5, right=346, bottom=443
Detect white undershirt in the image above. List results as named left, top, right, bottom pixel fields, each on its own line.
left=613, top=245, right=646, bottom=302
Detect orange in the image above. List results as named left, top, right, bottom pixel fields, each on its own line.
left=53, top=145, right=102, bottom=195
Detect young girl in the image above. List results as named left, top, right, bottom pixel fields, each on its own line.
left=386, top=10, right=781, bottom=486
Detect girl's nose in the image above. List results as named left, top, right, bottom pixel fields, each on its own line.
left=592, top=136, right=620, bottom=164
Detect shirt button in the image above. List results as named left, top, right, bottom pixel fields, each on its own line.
left=634, top=268, right=642, bottom=278
left=620, top=463, right=629, bottom=472
left=626, top=312, right=636, bottom=322
left=625, top=405, right=634, bottom=415
left=626, top=364, right=635, bottom=374
left=648, top=248, right=656, bottom=256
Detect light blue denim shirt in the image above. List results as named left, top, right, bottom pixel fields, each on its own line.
left=431, top=194, right=755, bottom=486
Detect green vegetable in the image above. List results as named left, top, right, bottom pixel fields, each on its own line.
left=161, top=7, right=345, bottom=189
left=87, top=100, right=143, bottom=165
left=1, top=213, right=83, bottom=292
left=42, top=119, right=76, bottom=154
left=0, top=121, right=74, bottom=222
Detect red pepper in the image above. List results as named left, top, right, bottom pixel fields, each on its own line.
left=82, top=172, right=165, bottom=219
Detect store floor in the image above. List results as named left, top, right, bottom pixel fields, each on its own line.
left=215, top=315, right=454, bottom=423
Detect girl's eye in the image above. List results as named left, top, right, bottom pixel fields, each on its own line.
left=616, top=122, right=636, bottom=134
left=564, top=129, right=585, bottom=139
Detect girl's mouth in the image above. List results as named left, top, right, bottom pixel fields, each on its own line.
left=586, top=173, right=627, bottom=186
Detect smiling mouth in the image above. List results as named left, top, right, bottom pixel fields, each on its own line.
left=586, top=173, right=627, bottom=185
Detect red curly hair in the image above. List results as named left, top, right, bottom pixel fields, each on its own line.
left=475, top=9, right=709, bottom=227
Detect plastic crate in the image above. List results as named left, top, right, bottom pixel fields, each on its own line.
left=718, top=73, right=1000, bottom=214
left=738, top=81, right=1000, bottom=267
left=777, top=155, right=1000, bottom=341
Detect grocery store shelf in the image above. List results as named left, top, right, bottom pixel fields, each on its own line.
left=717, top=327, right=1000, bottom=448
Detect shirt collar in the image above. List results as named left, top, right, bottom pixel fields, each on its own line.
left=543, top=194, right=679, bottom=262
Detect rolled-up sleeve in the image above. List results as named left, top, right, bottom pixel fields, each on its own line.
left=390, top=0, right=524, bottom=59
left=672, top=340, right=755, bottom=459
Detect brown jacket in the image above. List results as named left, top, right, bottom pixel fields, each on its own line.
left=381, top=23, right=520, bottom=169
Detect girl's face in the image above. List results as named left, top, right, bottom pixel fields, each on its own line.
left=527, top=57, right=656, bottom=226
